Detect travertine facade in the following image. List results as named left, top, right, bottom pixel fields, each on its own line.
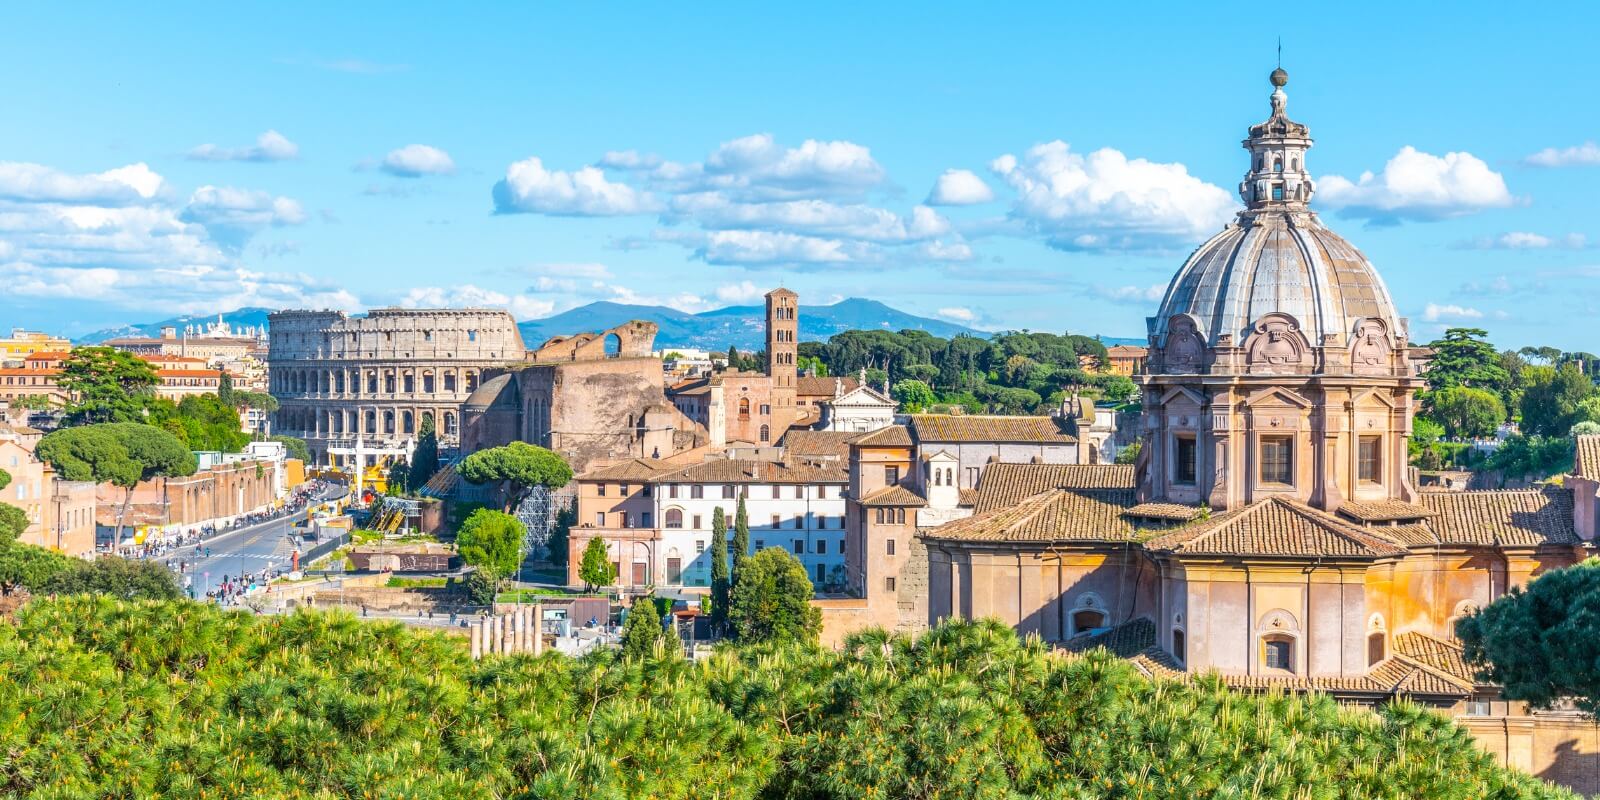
left=267, top=308, right=527, bottom=467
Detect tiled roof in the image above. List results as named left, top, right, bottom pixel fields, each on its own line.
left=796, top=375, right=859, bottom=397
left=923, top=488, right=1141, bottom=543
left=1577, top=435, right=1600, bottom=481
left=1058, top=619, right=1468, bottom=698
left=851, top=425, right=912, bottom=447
left=781, top=429, right=860, bottom=459
left=1419, top=487, right=1579, bottom=547
left=1373, top=523, right=1442, bottom=547
left=972, top=463, right=1135, bottom=512
left=577, top=459, right=675, bottom=481
left=957, top=488, right=979, bottom=507
left=1106, top=345, right=1148, bottom=357
left=909, top=414, right=1077, bottom=444
left=1392, top=631, right=1479, bottom=686
left=654, top=458, right=848, bottom=485
left=1144, top=497, right=1410, bottom=559
left=857, top=484, right=928, bottom=508
left=1337, top=500, right=1436, bottom=523
left=1125, top=502, right=1204, bottom=522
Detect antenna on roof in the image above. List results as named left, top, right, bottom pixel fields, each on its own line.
left=1277, top=36, right=1282, bottom=69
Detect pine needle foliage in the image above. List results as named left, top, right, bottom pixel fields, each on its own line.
left=0, top=601, right=1576, bottom=799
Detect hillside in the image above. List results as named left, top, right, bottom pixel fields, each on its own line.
left=75, top=307, right=274, bottom=344
left=519, top=297, right=987, bottom=350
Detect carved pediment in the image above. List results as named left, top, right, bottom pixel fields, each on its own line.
left=1243, top=386, right=1313, bottom=409
left=1350, top=317, right=1392, bottom=375
left=1158, top=386, right=1207, bottom=409
left=1164, top=314, right=1206, bottom=370
left=1245, top=313, right=1308, bottom=373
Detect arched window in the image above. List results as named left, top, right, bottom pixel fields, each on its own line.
left=443, top=372, right=457, bottom=392
left=738, top=398, right=750, bottom=420
left=383, top=410, right=395, bottom=434
left=402, top=410, right=414, bottom=434
left=665, top=509, right=684, bottom=529
left=1262, top=635, right=1295, bottom=671
left=365, top=410, right=377, bottom=434
left=465, top=371, right=478, bottom=392
left=945, top=468, right=954, bottom=486
left=1273, top=158, right=1283, bottom=171
left=422, top=372, right=434, bottom=393
left=759, top=424, right=770, bottom=442
left=444, top=411, right=457, bottom=437
left=1071, top=609, right=1107, bottom=636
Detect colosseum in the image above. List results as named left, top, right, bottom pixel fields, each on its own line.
left=267, top=308, right=528, bottom=468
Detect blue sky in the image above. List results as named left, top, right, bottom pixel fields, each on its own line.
left=1, top=2, right=1597, bottom=350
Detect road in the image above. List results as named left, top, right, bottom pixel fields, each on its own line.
left=151, top=483, right=349, bottom=597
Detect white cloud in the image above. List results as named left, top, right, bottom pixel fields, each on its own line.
left=991, top=142, right=1237, bottom=251
left=1319, top=147, right=1514, bottom=222
left=180, top=186, right=306, bottom=252
left=598, top=150, right=662, bottom=170
left=714, top=280, right=764, bottom=304
left=0, top=162, right=164, bottom=205
left=702, top=134, right=885, bottom=200
left=492, top=156, right=660, bottom=215
left=669, top=193, right=950, bottom=243
left=936, top=306, right=977, bottom=322
left=600, top=283, right=710, bottom=313
left=927, top=169, right=995, bottom=205
left=1094, top=284, right=1168, bottom=305
left=397, top=284, right=554, bottom=319
left=381, top=144, right=455, bottom=178
left=918, top=240, right=974, bottom=261
left=1523, top=142, right=1600, bottom=168
left=675, top=229, right=871, bottom=266
left=1422, top=302, right=1485, bottom=322
left=187, top=130, right=299, bottom=163
left=1463, top=231, right=1588, bottom=250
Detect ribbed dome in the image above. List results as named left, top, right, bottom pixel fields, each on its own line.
left=1150, top=213, right=1404, bottom=348
left=1148, top=70, right=1405, bottom=352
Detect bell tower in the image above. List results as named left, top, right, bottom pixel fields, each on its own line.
left=766, top=288, right=799, bottom=436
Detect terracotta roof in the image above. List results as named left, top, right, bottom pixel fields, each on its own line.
left=923, top=488, right=1141, bottom=543
left=1106, top=345, right=1148, bottom=357
left=957, top=488, right=979, bottom=507
left=796, top=375, right=859, bottom=397
left=857, top=484, right=928, bottom=508
left=1144, top=497, right=1409, bottom=559
left=781, top=429, right=859, bottom=459
left=1373, top=523, right=1443, bottom=547
left=972, top=463, right=1135, bottom=512
left=909, top=414, right=1077, bottom=444
left=653, top=458, right=847, bottom=485
left=1125, top=502, right=1204, bottom=522
left=851, top=425, right=912, bottom=447
left=1059, top=619, right=1468, bottom=698
left=1419, top=488, right=1579, bottom=547
left=577, top=459, right=676, bottom=482
left=1337, top=500, right=1436, bottom=523
left=1392, top=631, right=1479, bottom=687
left=1577, top=435, right=1600, bottom=481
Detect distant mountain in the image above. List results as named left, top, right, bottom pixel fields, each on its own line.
left=516, top=298, right=990, bottom=351
left=76, top=308, right=274, bottom=344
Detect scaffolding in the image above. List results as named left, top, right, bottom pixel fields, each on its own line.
left=512, top=487, right=575, bottom=560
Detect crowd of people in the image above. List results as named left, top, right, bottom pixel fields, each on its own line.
left=114, top=479, right=338, bottom=560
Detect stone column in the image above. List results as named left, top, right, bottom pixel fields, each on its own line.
left=470, top=620, right=482, bottom=660
left=513, top=606, right=526, bottom=653
left=532, top=602, right=544, bottom=656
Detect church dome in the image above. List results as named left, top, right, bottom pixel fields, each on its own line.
left=1148, top=71, right=1405, bottom=354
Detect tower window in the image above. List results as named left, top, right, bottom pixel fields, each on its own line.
left=1358, top=436, right=1382, bottom=483
left=1272, top=184, right=1285, bottom=201
left=1273, top=158, right=1283, bottom=171
left=1174, top=435, right=1197, bottom=485
left=1261, top=436, right=1293, bottom=485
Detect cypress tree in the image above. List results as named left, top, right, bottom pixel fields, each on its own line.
left=410, top=415, right=439, bottom=491
left=732, top=495, right=750, bottom=582
left=710, top=506, right=729, bottom=628
left=620, top=592, right=665, bottom=659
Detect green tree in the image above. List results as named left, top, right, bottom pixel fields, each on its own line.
left=57, top=347, right=161, bottom=424
left=0, top=503, right=27, bottom=544
left=1095, top=374, right=1138, bottom=403
left=1114, top=439, right=1142, bottom=465
left=217, top=369, right=234, bottom=406
left=1428, top=386, right=1506, bottom=439
left=455, top=508, right=525, bottom=581
left=727, top=547, right=821, bottom=644
left=1424, top=328, right=1509, bottom=391
left=457, top=442, right=573, bottom=512
left=1487, top=434, right=1574, bottom=480
left=158, top=393, right=250, bottom=452
left=710, top=506, right=729, bottom=630
left=0, top=542, right=75, bottom=595
left=410, top=414, right=440, bottom=491
left=462, top=569, right=497, bottom=605
left=37, top=423, right=196, bottom=543
left=579, top=535, right=616, bottom=592
left=1458, top=559, right=1600, bottom=716
left=620, top=592, right=666, bottom=659
left=385, top=460, right=411, bottom=495
left=1520, top=364, right=1596, bottom=437
left=732, top=495, right=749, bottom=582
left=41, top=556, right=181, bottom=600
left=891, top=379, right=936, bottom=413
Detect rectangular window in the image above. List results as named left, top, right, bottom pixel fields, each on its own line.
left=669, top=484, right=679, bottom=499
left=772, top=485, right=781, bottom=499
left=722, top=485, right=736, bottom=499
left=1264, top=638, right=1293, bottom=670
left=792, top=516, right=803, bottom=529
left=1467, top=698, right=1491, bottom=717
left=1175, top=435, right=1197, bottom=484
left=840, top=537, right=846, bottom=554
left=1358, top=436, right=1382, bottom=483
left=885, top=465, right=900, bottom=485
left=693, top=514, right=702, bottom=529
left=619, top=484, right=629, bottom=496
left=886, top=539, right=896, bottom=556
left=885, top=576, right=896, bottom=592
left=874, top=508, right=884, bottom=524
left=695, top=540, right=705, bottom=554
left=641, top=512, right=652, bottom=528
left=754, top=539, right=764, bottom=551
left=598, top=484, right=607, bottom=497
left=1271, top=183, right=1284, bottom=200
left=795, top=485, right=805, bottom=499
left=594, top=512, right=605, bottom=527
left=691, top=485, right=703, bottom=499
left=772, top=514, right=781, bottom=528
left=793, top=540, right=803, bottom=554
left=816, top=540, right=827, bottom=554
left=1261, top=436, right=1293, bottom=485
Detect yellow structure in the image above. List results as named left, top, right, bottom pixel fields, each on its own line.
left=0, top=329, right=70, bottom=359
